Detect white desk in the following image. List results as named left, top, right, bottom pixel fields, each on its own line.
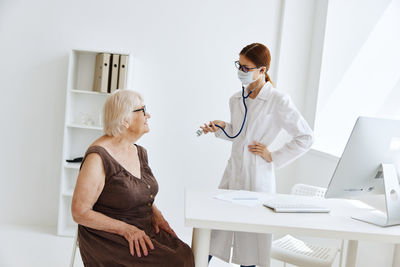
left=185, top=189, right=400, bottom=267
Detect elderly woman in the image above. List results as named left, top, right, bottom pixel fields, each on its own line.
left=71, top=90, right=194, bottom=267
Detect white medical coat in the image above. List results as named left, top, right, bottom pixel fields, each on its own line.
left=210, top=82, right=314, bottom=267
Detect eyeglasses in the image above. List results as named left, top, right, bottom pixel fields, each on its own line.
left=133, top=105, right=146, bottom=116
left=235, top=60, right=259, bottom=73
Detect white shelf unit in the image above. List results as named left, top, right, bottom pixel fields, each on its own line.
left=57, top=49, right=131, bottom=236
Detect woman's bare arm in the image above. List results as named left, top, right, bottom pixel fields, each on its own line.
left=71, top=153, right=126, bottom=235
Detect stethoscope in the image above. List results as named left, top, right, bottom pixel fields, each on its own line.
left=196, top=85, right=255, bottom=138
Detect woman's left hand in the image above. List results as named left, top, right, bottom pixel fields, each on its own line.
left=152, top=208, right=177, bottom=237
left=248, top=141, right=273, bottom=162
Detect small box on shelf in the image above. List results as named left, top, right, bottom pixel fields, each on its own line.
left=64, top=162, right=80, bottom=169
left=62, top=189, right=74, bottom=197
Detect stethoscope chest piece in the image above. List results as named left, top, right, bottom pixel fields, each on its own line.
left=197, top=85, right=254, bottom=138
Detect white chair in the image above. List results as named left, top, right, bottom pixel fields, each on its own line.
left=70, top=229, right=79, bottom=267
left=290, top=183, right=327, bottom=198
left=271, top=184, right=344, bottom=267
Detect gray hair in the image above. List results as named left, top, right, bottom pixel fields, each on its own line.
left=103, top=90, right=144, bottom=136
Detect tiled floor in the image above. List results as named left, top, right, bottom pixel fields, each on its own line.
left=0, top=224, right=83, bottom=267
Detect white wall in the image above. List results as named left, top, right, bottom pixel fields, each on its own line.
left=0, top=0, right=286, bottom=230
left=314, top=0, right=400, bottom=156
left=273, top=0, right=328, bottom=194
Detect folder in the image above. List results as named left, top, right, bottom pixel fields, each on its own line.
left=118, top=55, right=129, bottom=89
left=109, top=54, right=120, bottom=93
left=93, top=53, right=111, bottom=93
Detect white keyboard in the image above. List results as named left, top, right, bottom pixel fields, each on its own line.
left=263, top=200, right=330, bottom=213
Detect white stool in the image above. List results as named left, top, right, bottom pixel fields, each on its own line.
left=272, top=234, right=339, bottom=267
left=290, top=183, right=327, bottom=198
left=271, top=184, right=344, bottom=267
left=70, top=229, right=79, bottom=267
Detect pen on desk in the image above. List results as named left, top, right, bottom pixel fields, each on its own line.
left=232, top=197, right=258, bottom=200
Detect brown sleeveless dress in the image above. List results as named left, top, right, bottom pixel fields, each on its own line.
left=77, top=145, right=194, bottom=267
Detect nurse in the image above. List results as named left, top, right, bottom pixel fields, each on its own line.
left=200, top=43, right=314, bottom=267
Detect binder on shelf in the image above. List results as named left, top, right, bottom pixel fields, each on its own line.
left=118, top=55, right=129, bottom=89
left=92, top=53, right=111, bottom=93
left=109, top=54, right=120, bottom=93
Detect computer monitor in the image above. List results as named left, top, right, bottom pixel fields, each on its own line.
left=325, top=116, right=400, bottom=226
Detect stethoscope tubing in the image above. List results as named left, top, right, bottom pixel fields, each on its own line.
left=214, top=86, right=254, bottom=139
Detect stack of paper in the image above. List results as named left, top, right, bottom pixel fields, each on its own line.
left=214, top=190, right=267, bottom=207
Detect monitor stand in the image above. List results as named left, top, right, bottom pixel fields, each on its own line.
left=352, top=163, right=400, bottom=227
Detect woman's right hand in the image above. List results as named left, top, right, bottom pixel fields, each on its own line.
left=121, top=223, right=154, bottom=257
left=200, top=120, right=226, bottom=134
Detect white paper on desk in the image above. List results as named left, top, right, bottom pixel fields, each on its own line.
left=214, top=190, right=266, bottom=207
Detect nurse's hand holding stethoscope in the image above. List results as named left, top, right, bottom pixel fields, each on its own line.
left=200, top=120, right=226, bottom=134
left=248, top=141, right=273, bottom=162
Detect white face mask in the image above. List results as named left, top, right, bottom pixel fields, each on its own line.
left=237, top=69, right=257, bottom=85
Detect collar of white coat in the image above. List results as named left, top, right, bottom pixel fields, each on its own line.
left=233, top=81, right=273, bottom=101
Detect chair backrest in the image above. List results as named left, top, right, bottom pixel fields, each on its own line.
left=291, top=183, right=327, bottom=198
